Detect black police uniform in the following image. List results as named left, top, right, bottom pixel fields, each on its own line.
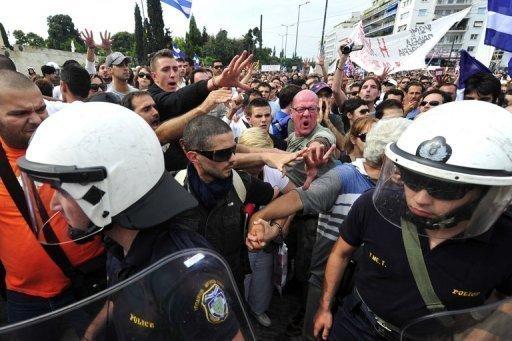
left=106, top=223, right=239, bottom=341
left=329, top=189, right=512, bottom=340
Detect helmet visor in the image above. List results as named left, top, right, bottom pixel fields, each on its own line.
left=372, top=157, right=512, bottom=239
left=20, top=171, right=103, bottom=245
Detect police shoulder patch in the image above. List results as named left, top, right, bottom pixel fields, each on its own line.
left=199, top=280, right=229, bottom=324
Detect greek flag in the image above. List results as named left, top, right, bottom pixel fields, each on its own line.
left=485, top=0, right=512, bottom=52
left=161, top=0, right=192, bottom=18
left=193, top=54, right=200, bottom=68
left=172, top=45, right=186, bottom=59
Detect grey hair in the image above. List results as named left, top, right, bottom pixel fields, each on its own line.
left=363, top=117, right=411, bottom=166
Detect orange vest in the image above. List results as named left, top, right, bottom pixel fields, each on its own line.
left=0, top=140, right=104, bottom=298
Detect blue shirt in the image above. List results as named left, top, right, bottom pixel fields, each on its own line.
left=406, top=108, right=420, bottom=120
left=271, top=110, right=291, bottom=140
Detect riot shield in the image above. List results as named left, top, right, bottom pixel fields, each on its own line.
left=400, top=298, right=512, bottom=340
left=0, top=249, right=255, bottom=341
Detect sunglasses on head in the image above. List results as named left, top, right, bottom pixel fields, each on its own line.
left=138, top=72, right=151, bottom=79
left=357, top=132, right=367, bottom=142
left=398, top=166, right=477, bottom=200
left=193, top=146, right=236, bottom=162
left=90, top=83, right=107, bottom=91
left=420, top=100, right=440, bottom=107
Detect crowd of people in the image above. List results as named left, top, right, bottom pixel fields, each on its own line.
left=0, top=28, right=512, bottom=341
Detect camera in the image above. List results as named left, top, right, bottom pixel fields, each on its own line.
left=341, top=42, right=364, bottom=55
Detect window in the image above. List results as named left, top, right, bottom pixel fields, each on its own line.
left=400, top=11, right=409, bottom=20
left=470, top=34, right=478, bottom=40
left=448, top=0, right=454, bottom=3
left=477, top=7, right=486, bottom=14
left=467, top=46, right=475, bottom=52
left=418, top=9, right=427, bottom=16
left=473, top=21, right=483, bottom=27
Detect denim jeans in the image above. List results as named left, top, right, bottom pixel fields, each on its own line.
left=6, top=289, right=89, bottom=340
left=244, top=250, right=274, bottom=315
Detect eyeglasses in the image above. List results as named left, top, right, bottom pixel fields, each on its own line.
left=292, top=107, right=319, bottom=114
left=213, top=65, right=223, bottom=69
left=90, top=83, right=107, bottom=92
left=193, top=146, right=236, bottom=162
left=138, top=72, right=151, bottom=79
left=357, top=132, right=367, bottom=142
left=398, top=166, right=477, bottom=201
left=420, top=100, right=440, bottom=107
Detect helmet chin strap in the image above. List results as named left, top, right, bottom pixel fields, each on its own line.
left=404, top=199, right=480, bottom=230
left=67, top=222, right=104, bottom=245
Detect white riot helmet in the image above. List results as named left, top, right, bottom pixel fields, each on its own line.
left=373, top=100, right=512, bottom=238
left=17, top=102, right=197, bottom=245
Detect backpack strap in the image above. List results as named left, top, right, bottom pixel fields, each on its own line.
left=174, top=169, right=246, bottom=203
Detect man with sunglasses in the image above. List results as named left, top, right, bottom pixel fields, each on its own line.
left=179, top=115, right=276, bottom=290
left=212, top=60, right=224, bottom=76
left=313, top=101, right=512, bottom=340
left=417, top=89, right=452, bottom=117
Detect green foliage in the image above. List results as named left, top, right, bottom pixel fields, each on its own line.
left=184, top=15, right=202, bottom=58
left=0, top=23, right=12, bottom=49
left=201, top=26, right=209, bottom=45
left=112, top=31, right=135, bottom=56
left=26, top=33, right=45, bottom=47
left=202, top=29, right=243, bottom=65
left=173, top=37, right=186, bottom=51
left=147, top=0, right=165, bottom=53
left=13, top=30, right=27, bottom=45
left=134, top=4, right=145, bottom=65
left=46, top=15, right=84, bottom=52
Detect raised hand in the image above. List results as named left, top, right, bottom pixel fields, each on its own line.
left=80, top=29, right=95, bottom=49
left=99, top=30, right=112, bottom=51
left=199, top=89, right=233, bottom=113
left=302, top=143, right=335, bottom=190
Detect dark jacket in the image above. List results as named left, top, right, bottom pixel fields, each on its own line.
left=148, top=80, right=210, bottom=122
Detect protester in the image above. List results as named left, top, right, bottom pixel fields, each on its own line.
left=60, top=64, right=91, bottom=103
left=340, top=98, right=369, bottom=133
left=89, top=74, right=106, bottom=98
left=133, top=66, right=153, bottom=90
left=375, top=99, right=404, bottom=119
left=416, top=89, right=452, bottom=117
left=105, top=52, right=138, bottom=100
left=340, top=116, right=378, bottom=163
left=463, top=72, right=501, bottom=103
left=403, top=81, right=425, bottom=119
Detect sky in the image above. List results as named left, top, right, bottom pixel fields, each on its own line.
left=0, top=0, right=372, bottom=59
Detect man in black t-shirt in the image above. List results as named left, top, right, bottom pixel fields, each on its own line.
left=313, top=101, right=512, bottom=340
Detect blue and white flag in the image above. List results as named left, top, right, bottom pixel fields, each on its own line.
left=485, top=0, right=512, bottom=52
left=457, top=49, right=492, bottom=89
left=172, top=45, right=186, bottom=59
left=161, top=0, right=192, bottom=19
left=193, top=54, right=200, bottom=68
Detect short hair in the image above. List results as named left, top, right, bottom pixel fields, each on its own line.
left=439, top=82, right=457, bottom=91
left=183, top=115, right=232, bottom=151
left=96, top=59, right=106, bottom=72
left=364, top=117, right=411, bottom=167
left=277, top=84, right=302, bottom=109
left=238, top=127, right=274, bottom=149
left=343, top=116, right=378, bottom=154
left=257, top=82, right=271, bottom=90
left=0, top=71, right=38, bottom=105
left=360, top=77, right=382, bottom=92
left=62, top=59, right=80, bottom=68
left=185, top=57, right=193, bottom=65
left=246, top=97, right=270, bottom=116
left=375, top=99, right=403, bottom=119
left=150, top=49, right=174, bottom=72
left=176, top=57, right=185, bottom=63
left=34, top=78, right=54, bottom=97
left=61, top=65, right=91, bottom=99
left=420, top=89, right=452, bottom=104
left=464, top=72, right=501, bottom=103
left=190, top=67, right=210, bottom=84
left=250, top=79, right=261, bottom=85
left=211, top=59, right=222, bottom=66
left=41, top=65, right=56, bottom=76
left=383, top=88, right=404, bottom=102
left=243, top=89, right=262, bottom=106
left=404, top=81, right=424, bottom=93
left=349, top=82, right=361, bottom=90
left=419, top=75, right=431, bottom=82
left=86, top=92, right=121, bottom=105
left=121, top=91, right=152, bottom=111
left=0, top=55, right=16, bottom=71
left=342, top=98, right=368, bottom=114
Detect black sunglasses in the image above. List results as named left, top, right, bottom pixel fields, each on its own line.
left=357, top=132, right=367, bottom=142
left=398, top=166, right=477, bottom=201
left=138, top=72, right=151, bottom=79
left=90, top=83, right=107, bottom=91
left=420, top=100, right=440, bottom=107
left=193, top=146, right=236, bottom=162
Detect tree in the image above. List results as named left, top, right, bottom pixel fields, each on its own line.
left=47, top=14, right=84, bottom=52
left=184, top=15, right=202, bottom=58
left=164, top=27, right=172, bottom=49
left=0, top=23, right=12, bottom=49
left=252, top=26, right=262, bottom=50
left=112, top=32, right=135, bottom=55
left=134, top=4, right=145, bottom=64
left=242, top=29, right=254, bottom=52
left=143, top=18, right=154, bottom=58
left=26, top=33, right=45, bottom=47
left=13, top=30, right=27, bottom=45
left=201, top=26, right=209, bottom=45
left=146, top=0, right=165, bottom=53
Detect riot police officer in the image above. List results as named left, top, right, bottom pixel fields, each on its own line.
left=313, top=100, right=512, bottom=340
left=17, top=102, right=246, bottom=340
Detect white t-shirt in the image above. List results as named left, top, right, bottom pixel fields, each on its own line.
left=263, top=165, right=289, bottom=192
